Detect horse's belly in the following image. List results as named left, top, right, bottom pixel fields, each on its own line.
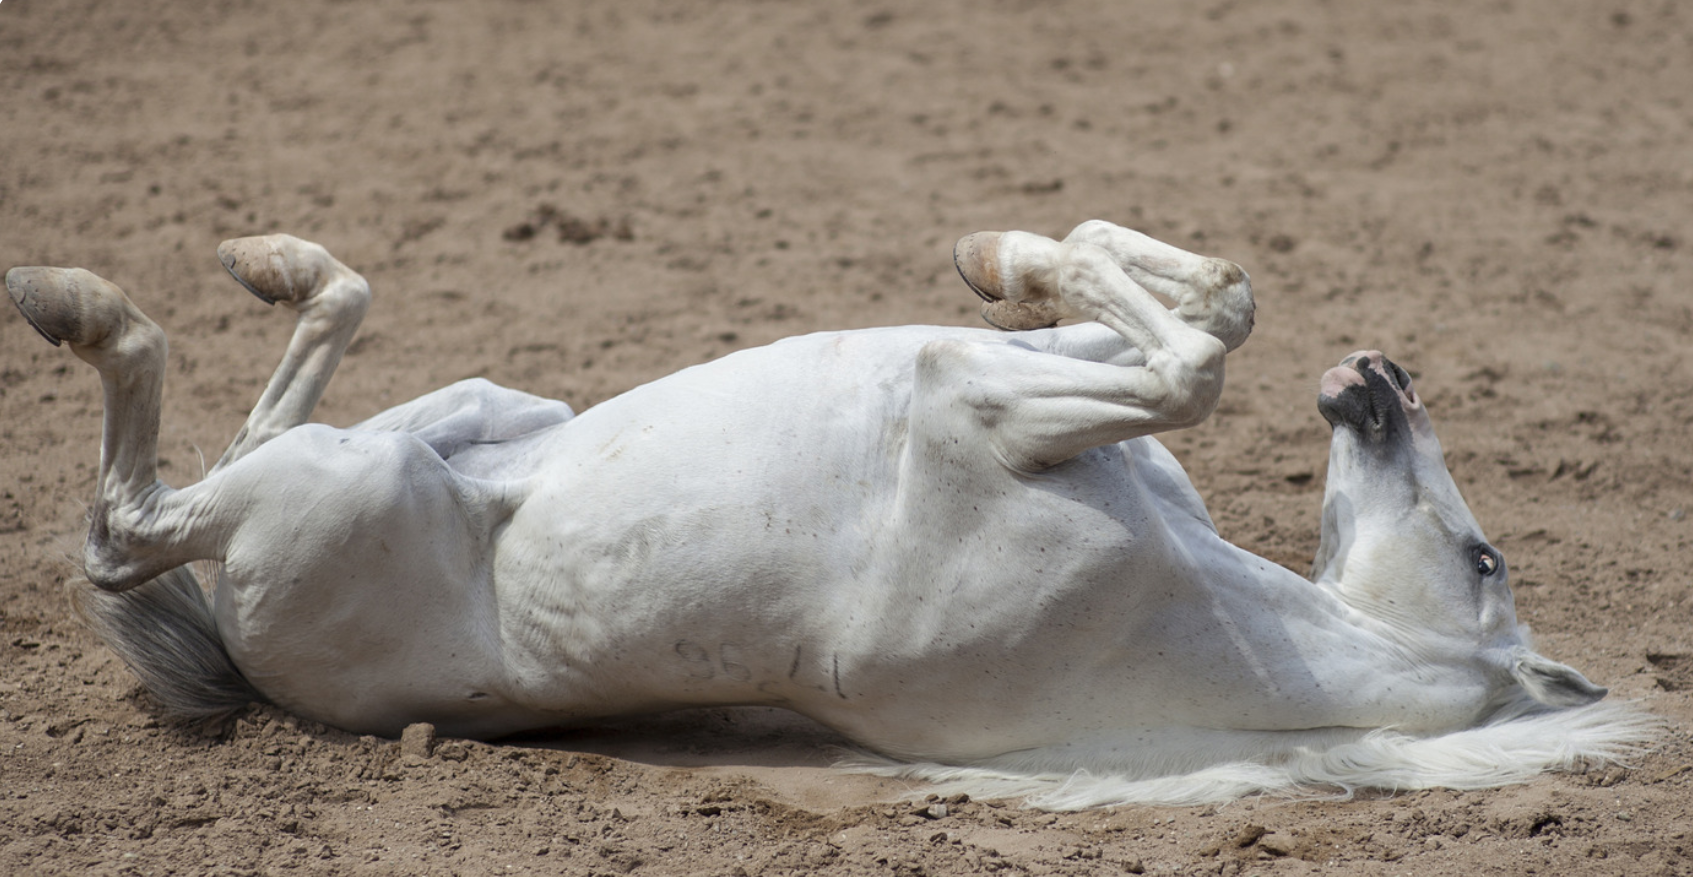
left=482, top=428, right=894, bottom=718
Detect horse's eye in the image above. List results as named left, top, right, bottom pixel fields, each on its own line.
left=1475, top=549, right=1500, bottom=577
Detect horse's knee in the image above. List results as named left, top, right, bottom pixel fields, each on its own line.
left=1153, top=334, right=1227, bottom=429
left=1178, top=261, right=1254, bottom=353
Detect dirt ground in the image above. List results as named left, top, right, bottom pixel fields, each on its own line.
left=3, top=0, right=1692, bottom=874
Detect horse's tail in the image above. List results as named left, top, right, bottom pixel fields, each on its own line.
left=70, top=565, right=266, bottom=720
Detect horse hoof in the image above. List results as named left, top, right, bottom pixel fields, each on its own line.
left=954, top=232, right=1006, bottom=303
left=7, top=268, right=64, bottom=346
left=217, top=234, right=334, bottom=307
left=980, top=300, right=1060, bottom=331
left=6, top=266, right=133, bottom=348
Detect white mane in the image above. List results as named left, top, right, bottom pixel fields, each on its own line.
left=850, top=701, right=1661, bottom=809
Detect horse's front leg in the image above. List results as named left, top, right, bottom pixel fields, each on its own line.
left=926, top=227, right=1254, bottom=471
left=958, top=219, right=1255, bottom=355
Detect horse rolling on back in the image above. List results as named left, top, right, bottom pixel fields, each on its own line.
left=5, top=220, right=1655, bottom=807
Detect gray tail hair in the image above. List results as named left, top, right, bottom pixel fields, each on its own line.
left=69, top=565, right=265, bottom=721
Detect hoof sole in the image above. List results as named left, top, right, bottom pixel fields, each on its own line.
left=6, top=266, right=130, bottom=348
left=7, top=270, right=65, bottom=346
left=953, top=232, right=1005, bottom=303
left=218, top=248, right=276, bottom=305
left=215, top=234, right=337, bottom=307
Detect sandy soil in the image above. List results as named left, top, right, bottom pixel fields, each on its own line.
left=3, top=0, right=1692, bottom=874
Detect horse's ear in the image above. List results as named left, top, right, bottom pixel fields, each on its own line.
left=1510, top=647, right=1608, bottom=707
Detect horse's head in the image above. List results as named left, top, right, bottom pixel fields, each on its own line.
left=1311, top=350, right=1605, bottom=710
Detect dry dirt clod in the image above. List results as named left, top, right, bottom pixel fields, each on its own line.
left=400, top=722, right=436, bottom=760
left=1259, top=833, right=1298, bottom=857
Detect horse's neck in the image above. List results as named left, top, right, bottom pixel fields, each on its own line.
left=1186, top=544, right=1495, bottom=732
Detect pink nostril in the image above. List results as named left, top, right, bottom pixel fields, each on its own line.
left=1347, top=350, right=1388, bottom=375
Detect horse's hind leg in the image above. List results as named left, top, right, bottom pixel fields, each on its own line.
left=9, top=264, right=268, bottom=716
left=210, top=235, right=370, bottom=473
left=6, top=266, right=224, bottom=589
left=207, top=238, right=567, bottom=468
left=8, top=266, right=166, bottom=508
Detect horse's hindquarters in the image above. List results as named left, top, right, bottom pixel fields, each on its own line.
left=211, top=426, right=528, bottom=736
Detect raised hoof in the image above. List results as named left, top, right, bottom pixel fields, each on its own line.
left=7, top=269, right=63, bottom=346
left=216, top=234, right=335, bottom=307
left=981, top=300, right=1060, bottom=331
left=953, top=232, right=1006, bottom=303
left=6, top=266, right=134, bottom=348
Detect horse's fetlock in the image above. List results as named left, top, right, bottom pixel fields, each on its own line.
left=113, top=324, right=167, bottom=366
left=306, top=272, right=371, bottom=320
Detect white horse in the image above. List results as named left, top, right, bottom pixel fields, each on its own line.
left=7, top=221, right=1653, bottom=807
